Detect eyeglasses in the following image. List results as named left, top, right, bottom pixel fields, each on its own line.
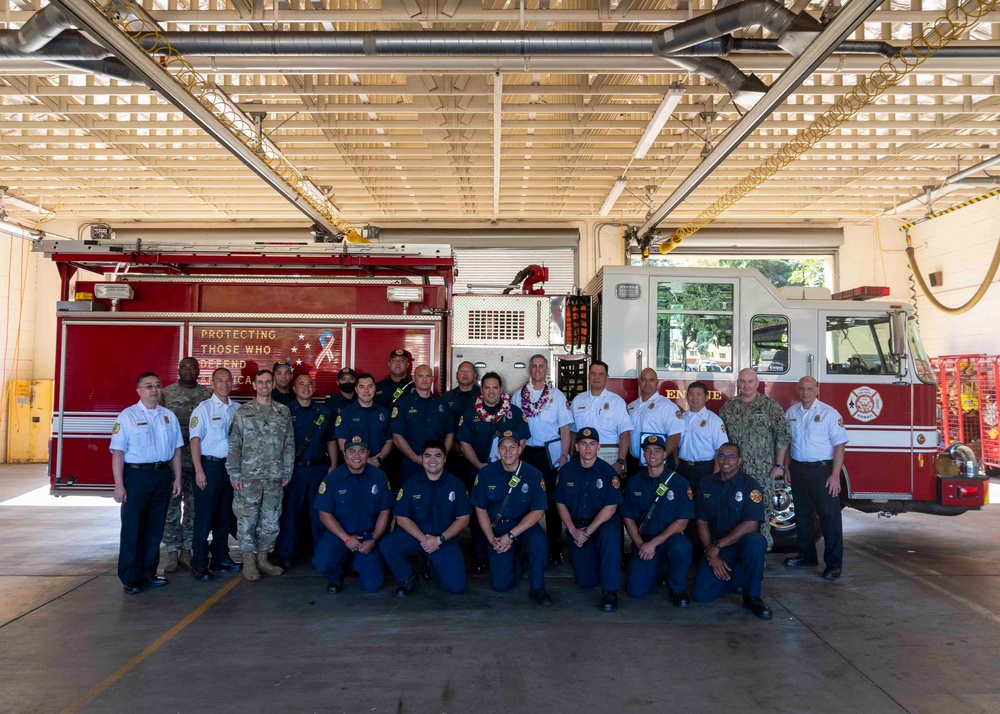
left=717, top=453, right=739, bottom=461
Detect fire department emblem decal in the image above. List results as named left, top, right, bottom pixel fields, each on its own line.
left=847, top=386, right=883, bottom=423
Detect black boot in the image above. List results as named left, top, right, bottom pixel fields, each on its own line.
left=396, top=573, right=418, bottom=598
left=742, top=593, right=773, bottom=620
left=601, top=589, right=618, bottom=613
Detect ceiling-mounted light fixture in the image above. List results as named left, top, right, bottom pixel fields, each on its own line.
left=632, top=83, right=686, bottom=160
left=599, top=178, right=628, bottom=217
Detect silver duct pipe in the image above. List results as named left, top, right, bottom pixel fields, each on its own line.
left=14, top=4, right=72, bottom=53
left=662, top=56, right=769, bottom=110
left=49, top=58, right=146, bottom=84
left=945, top=154, right=1000, bottom=184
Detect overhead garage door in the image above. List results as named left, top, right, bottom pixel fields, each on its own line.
left=453, top=247, right=577, bottom=294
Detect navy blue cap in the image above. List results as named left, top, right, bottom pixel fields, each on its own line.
left=575, top=427, right=600, bottom=443
left=641, top=434, right=667, bottom=450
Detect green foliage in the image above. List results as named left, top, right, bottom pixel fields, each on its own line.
left=636, top=256, right=827, bottom=288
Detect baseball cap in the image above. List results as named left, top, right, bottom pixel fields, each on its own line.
left=338, top=367, right=357, bottom=381
left=388, top=348, right=413, bottom=362
left=641, top=434, right=667, bottom=450
left=575, top=427, right=600, bottom=443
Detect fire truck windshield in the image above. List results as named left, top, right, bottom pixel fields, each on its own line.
left=825, top=316, right=899, bottom=376
left=907, top=318, right=936, bottom=384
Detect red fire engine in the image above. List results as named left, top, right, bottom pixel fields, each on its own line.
left=36, top=240, right=988, bottom=546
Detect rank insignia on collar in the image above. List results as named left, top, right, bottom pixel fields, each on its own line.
left=749, top=489, right=763, bottom=503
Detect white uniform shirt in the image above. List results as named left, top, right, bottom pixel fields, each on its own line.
left=511, top=384, right=574, bottom=447
left=678, top=407, right=729, bottom=462
left=785, top=399, right=849, bottom=462
left=626, top=393, right=685, bottom=463
left=188, top=394, right=240, bottom=459
left=570, top=388, right=631, bottom=444
left=110, top=401, right=184, bottom=463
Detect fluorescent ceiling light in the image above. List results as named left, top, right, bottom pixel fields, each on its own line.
left=0, top=188, right=47, bottom=215
left=883, top=185, right=961, bottom=216
left=632, top=83, right=686, bottom=160
left=0, top=220, right=68, bottom=240
left=599, top=178, right=628, bottom=216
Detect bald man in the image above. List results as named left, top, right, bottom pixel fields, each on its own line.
left=626, top=368, right=685, bottom=477
left=718, top=368, right=791, bottom=550
left=783, top=377, right=849, bottom=580
left=390, top=364, right=454, bottom=487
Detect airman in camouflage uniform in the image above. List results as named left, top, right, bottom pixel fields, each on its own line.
left=718, top=368, right=791, bottom=550
left=159, top=357, right=212, bottom=572
left=228, top=369, right=295, bottom=581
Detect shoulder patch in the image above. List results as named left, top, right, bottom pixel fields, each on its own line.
left=612, top=476, right=621, bottom=489
left=687, top=486, right=693, bottom=500
left=720, top=425, right=727, bottom=433
left=391, top=407, right=399, bottom=418
left=474, top=475, right=479, bottom=487
left=396, top=488, right=404, bottom=501
left=459, top=415, right=464, bottom=427
left=539, top=477, right=546, bottom=492
left=335, top=415, right=342, bottom=427
left=837, top=418, right=844, bottom=427
left=112, top=422, right=121, bottom=435
left=318, top=482, right=327, bottom=495
left=675, top=409, right=683, bottom=419
left=190, top=416, right=199, bottom=428
left=749, top=489, right=763, bottom=503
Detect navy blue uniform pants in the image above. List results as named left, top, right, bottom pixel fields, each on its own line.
left=626, top=531, right=692, bottom=597
left=487, top=522, right=546, bottom=592
left=522, top=446, right=563, bottom=555
left=567, top=519, right=623, bottom=591
left=191, top=457, right=234, bottom=572
left=379, top=530, right=466, bottom=593
left=447, top=452, right=489, bottom=564
left=276, top=464, right=327, bottom=559
left=692, top=532, right=767, bottom=601
left=790, top=459, right=843, bottom=569
left=118, top=465, right=173, bottom=586
left=313, top=531, right=384, bottom=592
left=677, top=459, right=715, bottom=560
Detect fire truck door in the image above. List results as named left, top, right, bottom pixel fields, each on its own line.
left=819, top=312, right=914, bottom=498
left=54, top=321, right=184, bottom=489
left=350, top=323, right=442, bottom=386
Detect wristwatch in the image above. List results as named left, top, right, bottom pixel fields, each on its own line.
left=507, top=531, right=516, bottom=541
left=773, top=463, right=785, bottom=471
left=438, top=535, right=446, bottom=545
left=616, top=458, right=626, bottom=466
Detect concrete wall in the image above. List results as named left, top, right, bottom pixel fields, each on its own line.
left=903, top=194, right=1000, bottom=358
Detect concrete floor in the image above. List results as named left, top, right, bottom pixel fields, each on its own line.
left=1, top=464, right=999, bottom=714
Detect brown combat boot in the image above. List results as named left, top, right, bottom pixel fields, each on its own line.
left=257, top=552, right=284, bottom=576
left=178, top=549, right=193, bottom=569
left=162, top=551, right=179, bottom=573
left=242, top=552, right=260, bottom=581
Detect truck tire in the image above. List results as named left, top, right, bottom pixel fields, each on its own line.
left=770, top=480, right=799, bottom=552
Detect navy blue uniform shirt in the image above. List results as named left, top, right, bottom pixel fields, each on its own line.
left=444, top=385, right=480, bottom=431
left=469, top=460, right=547, bottom=522
left=328, top=393, right=356, bottom=419
left=390, top=391, right=454, bottom=453
left=395, top=471, right=471, bottom=535
left=335, top=401, right=391, bottom=455
left=621, top=469, right=695, bottom=536
left=554, top=458, right=623, bottom=521
left=271, top=388, right=295, bottom=406
left=314, top=464, right=393, bottom=535
left=456, top=402, right=530, bottom=463
left=696, top=470, right=766, bottom=541
left=374, top=377, right=414, bottom=409
left=288, top=401, right=335, bottom=464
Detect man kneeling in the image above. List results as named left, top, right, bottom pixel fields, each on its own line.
left=313, top=437, right=393, bottom=593
left=380, top=440, right=471, bottom=597
left=692, top=442, right=772, bottom=620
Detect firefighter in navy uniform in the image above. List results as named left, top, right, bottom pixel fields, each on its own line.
left=470, top=431, right=552, bottom=606
left=390, top=364, right=454, bottom=487
left=621, top=435, right=694, bottom=607
left=312, top=437, right=394, bottom=593
left=554, top=428, right=623, bottom=612
left=328, top=367, right=358, bottom=418
left=335, top=373, right=393, bottom=468
left=110, top=372, right=184, bottom=594
left=374, top=348, right=414, bottom=408
left=276, top=373, right=338, bottom=569
left=380, top=440, right=471, bottom=597
left=270, top=362, right=295, bottom=406
left=692, top=442, right=772, bottom=620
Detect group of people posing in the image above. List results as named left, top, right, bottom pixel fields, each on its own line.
left=110, top=349, right=849, bottom=622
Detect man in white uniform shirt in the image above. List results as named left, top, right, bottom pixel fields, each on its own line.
left=677, top=381, right=729, bottom=558
left=110, top=371, right=184, bottom=594
left=626, top=368, right=684, bottom=476
left=570, top=361, right=631, bottom=478
left=188, top=367, right=242, bottom=581
left=783, top=376, right=849, bottom=581
left=512, top=354, right=574, bottom=563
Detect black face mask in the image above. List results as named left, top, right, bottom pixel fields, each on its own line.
left=339, top=382, right=356, bottom=395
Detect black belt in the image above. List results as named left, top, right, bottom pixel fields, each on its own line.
left=493, top=517, right=515, bottom=523
left=523, top=445, right=547, bottom=452
left=126, top=461, right=170, bottom=470
left=679, top=458, right=714, bottom=467
left=201, top=455, right=226, bottom=463
left=791, top=459, right=832, bottom=466
left=297, top=458, right=330, bottom=468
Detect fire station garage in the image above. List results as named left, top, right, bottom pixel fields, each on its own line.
left=2, top=0, right=1000, bottom=711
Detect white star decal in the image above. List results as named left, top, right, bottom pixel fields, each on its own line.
left=296, top=359, right=302, bottom=365
left=291, top=346, right=298, bottom=353
left=304, top=343, right=311, bottom=349
left=298, top=334, right=305, bottom=340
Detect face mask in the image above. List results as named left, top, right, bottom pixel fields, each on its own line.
left=339, top=382, right=356, bottom=395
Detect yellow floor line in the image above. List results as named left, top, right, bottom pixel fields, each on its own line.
left=61, top=577, right=242, bottom=714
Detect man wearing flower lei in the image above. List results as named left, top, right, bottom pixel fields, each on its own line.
left=511, top=354, right=573, bottom=565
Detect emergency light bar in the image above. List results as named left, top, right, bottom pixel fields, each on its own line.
left=94, top=284, right=135, bottom=300
left=387, top=286, right=425, bottom=303
left=832, top=286, right=891, bottom=301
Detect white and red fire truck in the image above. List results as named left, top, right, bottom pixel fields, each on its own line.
left=36, top=240, right=987, bottom=545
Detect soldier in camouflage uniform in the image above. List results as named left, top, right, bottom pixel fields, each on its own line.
left=228, top=369, right=295, bottom=581
left=718, top=368, right=791, bottom=550
left=159, top=357, right=212, bottom=572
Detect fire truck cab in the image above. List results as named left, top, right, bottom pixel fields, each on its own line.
left=587, top=265, right=989, bottom=546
